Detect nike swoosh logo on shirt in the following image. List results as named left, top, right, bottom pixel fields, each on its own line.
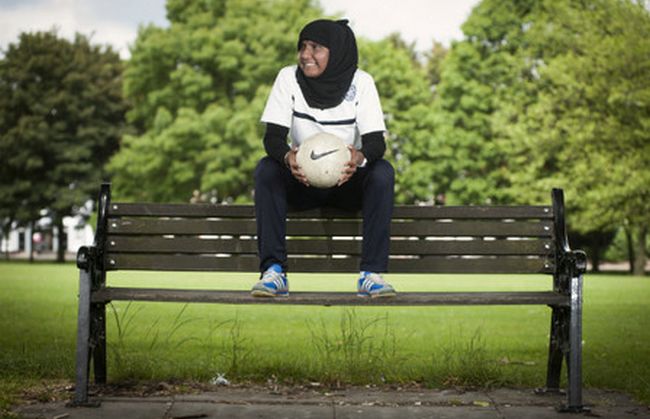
left=310, top=149, right=339, bottom=160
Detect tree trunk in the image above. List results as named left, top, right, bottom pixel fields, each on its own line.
left=632, top=226, right=647, bottom=276
left=591, top=245, right=601, bottom=273
left=625, top=227, right=635, bottom=274
left=56, top=217, right=66, bottom=263
left=2, top=240, right=8, bottom=260
left=28, top=222, right=34, bottom=263
left=1, top=227, right=9, bottom=260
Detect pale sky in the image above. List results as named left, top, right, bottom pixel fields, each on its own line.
left=0, top=0, right=481, bottom=58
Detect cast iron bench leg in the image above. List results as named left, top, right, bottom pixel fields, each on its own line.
left=564, top=273, right=585, bottom=412
left=72, top=267, right=92, bottom=405
left=543, top=306, right=564, bottom=391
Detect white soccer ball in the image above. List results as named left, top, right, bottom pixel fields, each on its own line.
left=296, top=133, right=351, bottom=188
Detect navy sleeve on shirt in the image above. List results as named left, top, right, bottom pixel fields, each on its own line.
left=263, top=123, right=290, bottom=164
left=360, top=131, right=386, bottom=163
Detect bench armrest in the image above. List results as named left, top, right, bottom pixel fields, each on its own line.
left=76, top=246, right=99, bottom=271
left=557, top=249, right=587, bottom=281
left=565, top=250, right=587, bottom=276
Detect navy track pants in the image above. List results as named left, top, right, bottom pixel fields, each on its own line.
left=254, top=156, right=394, bottom=274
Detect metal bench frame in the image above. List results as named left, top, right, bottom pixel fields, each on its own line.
left=72, top=183, right=587, bottom=411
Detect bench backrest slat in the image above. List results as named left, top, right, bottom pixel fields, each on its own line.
left=110, top=203, right=553, bottom=220
left=106, top=236, right=554, bottom=256
left=107, top=253, right=552, bottom=274
left=108, top=218, right=553, bottom=238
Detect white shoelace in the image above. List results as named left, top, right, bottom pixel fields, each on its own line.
left=262, top=269, right=286, bottom=290
left=360, top=273, right=388, bottom=292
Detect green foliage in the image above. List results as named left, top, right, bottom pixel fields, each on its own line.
left=359, top=38, right=438, bottom=204
left=494, top=0, right=650, bottom=273
left=429, top=0, right=540, bottom=204
left=507, top=0, right=649, bottom=222
left=110, top=0, right=323, bottom=203
left=604, top=228, right=650, bottom=264
left=428, top=0, right=648, bottom=272
left=0, top=31, right=127, bottom=237
left=425, top=41, right=448, bottom=87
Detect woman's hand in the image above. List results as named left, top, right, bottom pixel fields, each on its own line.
left=285, top=148, right=310, bottom=186
left=338, top=146, right=365, bottom=186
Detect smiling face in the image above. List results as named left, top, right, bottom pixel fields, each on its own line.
left=298, top=40, right=330, bottom=78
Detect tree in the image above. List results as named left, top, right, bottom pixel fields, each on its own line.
left=497, top=0, right=650, bottom=275
left=425, top=0, right=648, bottom=273
left=429, top=0, right=539, bottom=205
left=359, top=37, right=438, bottom=204
left=0, top=31, right=127, bottom=261
left=425, top=41, right=448, bottom=88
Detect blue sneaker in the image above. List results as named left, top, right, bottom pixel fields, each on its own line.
left=357, top=272, right=396, bottom=298
left=251, top=264, right=289, bottom=297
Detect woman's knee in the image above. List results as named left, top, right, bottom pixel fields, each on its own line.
left=366, top=159, right=394, bottom=189
left=255, top=156, right=285, bottom=185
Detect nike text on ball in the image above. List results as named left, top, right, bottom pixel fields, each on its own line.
left=296, top=133, right=351, bottom=188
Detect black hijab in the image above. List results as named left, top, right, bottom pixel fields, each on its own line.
left=295, top=19, right=358, bottom=109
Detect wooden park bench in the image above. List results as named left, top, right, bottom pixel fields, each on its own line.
left=72, top=183, right=587, bottom=411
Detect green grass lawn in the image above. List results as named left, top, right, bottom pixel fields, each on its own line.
left=1, top=261, right=649, bottom=410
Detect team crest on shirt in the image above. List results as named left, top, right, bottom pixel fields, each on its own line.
left=344, top=84, right=357, bottom=102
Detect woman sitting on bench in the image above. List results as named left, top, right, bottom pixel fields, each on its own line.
left=252, top=19, right=396, bottom=298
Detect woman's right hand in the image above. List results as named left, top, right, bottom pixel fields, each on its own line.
left=286, top=148, right=310, bottom=186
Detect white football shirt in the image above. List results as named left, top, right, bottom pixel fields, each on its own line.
left=261, top=65, right=386, bottom=149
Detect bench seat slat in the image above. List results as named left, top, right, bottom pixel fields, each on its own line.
left=105, top=254, right=553, bottom=274
left=109, top=203, right=553, bottom=220
left=107, top=236, right=554, bottom=256
left=107, top=218, right=553, bottom=238
left=91, top=288, right=568, bottom=306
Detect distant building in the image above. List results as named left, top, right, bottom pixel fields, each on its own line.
left=0, top=216, right=94, bottom=255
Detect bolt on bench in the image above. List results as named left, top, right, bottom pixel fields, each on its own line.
left=73, top=183, right=587, bottom=411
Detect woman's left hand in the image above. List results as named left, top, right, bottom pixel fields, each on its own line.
left=338, top=146, right=365, bottom=186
